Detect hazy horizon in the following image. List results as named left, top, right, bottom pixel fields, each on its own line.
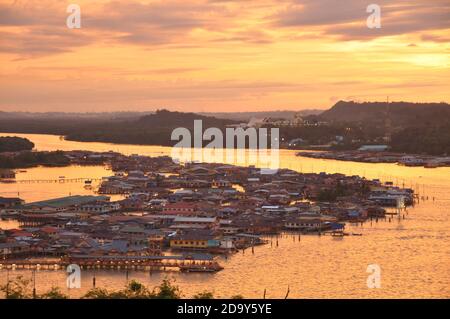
left=1, top=0, right=449, bottom=112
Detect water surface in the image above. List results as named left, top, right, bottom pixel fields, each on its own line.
left=0, top=133, right=448, bottom=298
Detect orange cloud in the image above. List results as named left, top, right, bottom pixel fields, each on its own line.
left=0, top=0, right=449, bottom=112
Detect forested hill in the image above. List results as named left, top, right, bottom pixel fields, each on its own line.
left=67, top=109, right=239, bottom=145
left=0, top=110, right=239, bottom=147
left=0, top=136, right=35, bottom=152
left=136, top=109, right=237, bottom=128
left=319, top=101, right=450, bottom=127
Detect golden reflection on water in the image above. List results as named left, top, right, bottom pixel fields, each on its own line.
left=0, top=133, right=449, bottom=298
left=0, top=165, right=117, bottom=203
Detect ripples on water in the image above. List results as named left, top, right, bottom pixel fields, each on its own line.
left=0, top=133, right=449, bottom=298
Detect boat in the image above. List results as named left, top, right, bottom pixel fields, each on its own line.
left=84, top=180, right=93, bottom=185
left=179, top=262, right=224, bottom=273
left=331, top=231, right=344, bottom=237
left=0, top=179, right=15, bottom=184
left=398, top=157, right=425, bottom=167
left=424, top=160, right=444, bottom=168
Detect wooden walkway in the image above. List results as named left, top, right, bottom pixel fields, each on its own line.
left=13, top=178, right=103, bottom=184
left=0, top=255, right=224, bottom=272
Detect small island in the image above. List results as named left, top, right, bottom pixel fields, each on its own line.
left=0, top=136, right=34, bottom=153
left=0, top=151, right=70, bottom=169
left=0, top=136, right=71, bottom=170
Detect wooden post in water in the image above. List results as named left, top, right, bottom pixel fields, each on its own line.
left=32, top=270, right=36, bottom=299
left=284, top=286, right=290, bottom=299
left=6, top=269, right=9, bottom=298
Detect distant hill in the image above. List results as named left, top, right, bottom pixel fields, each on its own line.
left=0, top=111, right=151, bottom=121
left=138, top=109, right=238, bottom=128
left=202, top=110, right=322, bottom=122
left=319, top=101, right=450, bottom=127
left=63, top=109, right=239, bottom=146
left=1, top=105, right=449, bottom=154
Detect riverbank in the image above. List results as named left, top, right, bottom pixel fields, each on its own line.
left=297, top=151, right=450, bottom=168
left=0, top=151, right=70, bottom=170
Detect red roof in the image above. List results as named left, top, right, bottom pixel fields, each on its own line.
left=11, top=231, right=33, bottom=237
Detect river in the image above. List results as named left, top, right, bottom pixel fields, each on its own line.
left=0, top=132, right=449, bottom=298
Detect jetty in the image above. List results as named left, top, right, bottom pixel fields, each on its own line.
left=0, top=254, right=224, bottom=273
left=13, top=178, right=103, bottom=184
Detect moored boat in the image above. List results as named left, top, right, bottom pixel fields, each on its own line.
left=179, top=262, right=224, bottom=273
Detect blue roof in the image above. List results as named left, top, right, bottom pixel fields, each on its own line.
left=330, top=222, right=345, bottom=230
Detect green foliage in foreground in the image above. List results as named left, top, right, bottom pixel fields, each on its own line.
left=0, top=276, right=241, bottom=299
left=82, top=278, right=181, bottom=299
left=0, top=276, right=67, bottom=299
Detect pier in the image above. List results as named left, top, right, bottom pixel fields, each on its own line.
left=11, top=178, right=103, bottom=184
left=0, top=255, right=224, bottom=273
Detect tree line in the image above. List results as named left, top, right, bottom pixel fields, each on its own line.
left=0, top=276, right=243, bottom=299
left=0, top=136, right=34, bottom=153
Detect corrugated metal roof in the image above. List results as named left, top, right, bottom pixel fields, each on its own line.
left=23, top=195, right=110, bottom=208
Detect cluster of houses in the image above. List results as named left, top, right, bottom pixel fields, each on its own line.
left=297, top=151, right=450, bottom=168
left=0, top=169, right=15, bottom=180
left=0, top=153, right=415, bottom=266
left=226, top=113, right=328, bottom=130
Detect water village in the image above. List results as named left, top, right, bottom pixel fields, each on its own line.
left=297, top=150, right=450, bottom=168
left=0, top=151, right=415, bottom=273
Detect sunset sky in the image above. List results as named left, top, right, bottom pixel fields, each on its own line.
left=0, top=0, right=449, bottom=112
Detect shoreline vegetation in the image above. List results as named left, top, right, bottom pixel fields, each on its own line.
left=0, top=276, right=236, bottom=299
left=0, top=136, right=34, bottom=153
left=0, top=101, right=449, bottom=156
left=0, top=145, right=449, bottom=173
left=0, top=136, right=72, bottom=170
left=0, top=150, right=70, bottom=169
